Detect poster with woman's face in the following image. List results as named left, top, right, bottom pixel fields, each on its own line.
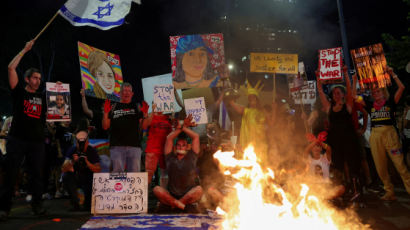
left=170, top=33, right=225, bottom=89
left=78, top=41, right=123, bottom=101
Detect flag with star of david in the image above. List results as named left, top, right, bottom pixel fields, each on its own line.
left=59, top=0, right=138, bottom=30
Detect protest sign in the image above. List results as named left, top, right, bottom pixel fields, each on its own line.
left=318, top=47, right=343, bottom=82
left=46, top=82, right=71, bottom=122
left=184, top=97, right=208, bottom=124
left=289, top=80, right=316, bottom=105
left=250, top=53, right=298, bottom=74
left=141, top=73, right=182, bottom=113
left=78, top=41, right=123, bottom=101
left=170, top=33, right=225, bottom=89
left=350, top=43, right=390, bottom=89
left=91, top=172, right=148, bottom=214
left=153, top=84, right=175, bottom=113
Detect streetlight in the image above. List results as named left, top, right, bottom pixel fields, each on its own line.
left=228, top=64, right=234, bottom=70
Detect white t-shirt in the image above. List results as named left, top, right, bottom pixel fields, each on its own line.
left=308, top=154, right=330, bottom=180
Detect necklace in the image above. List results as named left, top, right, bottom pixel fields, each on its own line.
left=185, top=77, right=204, bottom=87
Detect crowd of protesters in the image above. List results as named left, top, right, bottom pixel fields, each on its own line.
left=1, top=39, right=410, bottom=221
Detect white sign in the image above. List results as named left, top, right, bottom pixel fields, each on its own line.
left=153, top=84, right=175, bottom=113
left=184, top=97, right=208, bottom=124
left=141, top=73, right=182, bottom=113
left=46, top=82, right=71, bottom=122
left=91, top=172, right=148, bottom=214
left=318, top=47, right=343, bottom=81
left=289, top=80, right=316, bottom=105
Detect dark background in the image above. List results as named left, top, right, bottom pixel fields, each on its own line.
left=2, top=0, right=409, bottom=123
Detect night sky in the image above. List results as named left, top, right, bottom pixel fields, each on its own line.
left=2, top=0, right=409, bottom=122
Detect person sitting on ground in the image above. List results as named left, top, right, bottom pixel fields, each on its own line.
left=61, top=129, right=101, bottom=211
left=153, top=114, right=203, bottom=213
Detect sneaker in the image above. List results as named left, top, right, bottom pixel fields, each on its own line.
left=380, top=193, right=397, bottom=201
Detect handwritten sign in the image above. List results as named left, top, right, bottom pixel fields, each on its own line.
left=318, top=47, right=343, bottom=81
left=250, top=53, right=298, bottom=74
left=153, top=84, right=175, bottom=113
left=91, top=172, right=148, bottom=214
left=46, top=82, right=71, bottom=122
left=184, top=97, right=208, bottom=124
left=350, top=43, right=390, bottom=89
left=289, top=80, right=316, bottom=105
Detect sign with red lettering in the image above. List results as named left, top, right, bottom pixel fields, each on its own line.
left=318, top=47, right=343, bottom=81
left=46, top=82, right=71, bottom=122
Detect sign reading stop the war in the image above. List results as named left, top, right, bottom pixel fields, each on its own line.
left=318, top=47, right=343, bottom=81
left=91, top=172, right=148, bottom=214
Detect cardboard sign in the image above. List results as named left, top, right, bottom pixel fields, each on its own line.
left=46, top=82, right=71, bottom=122
left=91, top=172, right=148, bottom=214
left=289, top=80, right=316, bottom=105
left=141, top=73, right=182, bottom=113
left=170, top=33, right=225, bottom=89
left=184, top=97, right=208, bottom=124
left=350, top=43, right=390, bottom=89
left=78, top=41, right=123, bottom=101
left=318, top=47, right=343, bottom=81
left=153, top=84, right=175, bottom=113
left=250, top=53, right=298, bottom=74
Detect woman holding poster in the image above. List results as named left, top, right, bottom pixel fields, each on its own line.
left=172, top=35, right=222, bottom=89
left=317, top=67, right=363, bottom=203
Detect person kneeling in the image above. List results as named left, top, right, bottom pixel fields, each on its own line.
left=153, top=114, right=203, bottom=213
left=61, top=130, right=101, bottom=211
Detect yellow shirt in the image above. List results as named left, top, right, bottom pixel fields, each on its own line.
left=240, top=107, right=267, bottom=159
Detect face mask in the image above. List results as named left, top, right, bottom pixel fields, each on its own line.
left=176, top=149, right=187, bottom=155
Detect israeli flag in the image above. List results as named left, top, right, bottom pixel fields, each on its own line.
left=59, top=0, right=134, bottom=30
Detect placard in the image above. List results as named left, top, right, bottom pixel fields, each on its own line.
left=318, top=47, right=343, bottom=81
left=153, top=84, right=175, bottom=113
left=289, top=80, right=316, bottom=105
left=184, top=97, right=208, bottom=124
left=46, top=82, right=71, bottom=122
left=91, top=172, right=148, bottom=214
left=250, top=53, right=298, bottom=74
left=78, top=41, right=123, bottom=101
left=141, top=73, right=182, bottom=113
left=350, top=43, right=390, bottom=89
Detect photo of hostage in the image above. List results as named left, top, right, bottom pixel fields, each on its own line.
left=173, top=35, right=222, bottom=89
left=48, top=94, right=70, bottom=116
left=61, top=129, right=101, bottom=211
left=153, top=114, right=203, bottom=213
left=86, top=51, right=119, bottom=101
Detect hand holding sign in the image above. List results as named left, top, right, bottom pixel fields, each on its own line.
left=184, top=97, right=208, bottom=124
left=184, top=114, right=197, bottom=127
left=139, top=101, right=149, bottom=115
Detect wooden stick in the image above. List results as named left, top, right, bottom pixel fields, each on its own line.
left=273, top=73, right=276, bottom=102
left=33, top=11, right=60, bottom=41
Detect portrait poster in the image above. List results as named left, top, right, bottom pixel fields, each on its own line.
left=78, top=41, right=123, bottom=102
left=350, top=43, right=390, bottom=89
left=184, top=97, right=208, bottom=125
left=318, top=47, right=343, bottom=81
left=46, top=82, right=71, bottom=122
left=141, top=73, right=182, bottom=113
left=250, top=53, right=298, bottom=74
left=170, top=33, right=225, bottom=89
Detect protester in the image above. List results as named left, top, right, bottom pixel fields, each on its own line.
left=1, top=40, right=46, bottom=220
left=317, top=66, right=363, bottom=202
left=173, top=35, right=221, bottom=88
left=153, top=114, right=203, bottom=213
left=365, top=67, right=410, bottom=201
left=102, top=82, right=145, bottom=172
left=61, top=130, right=101, bottom=211
left=142, top=103, right=172, bottom=186
left=80, top=89, right=108, bottom=139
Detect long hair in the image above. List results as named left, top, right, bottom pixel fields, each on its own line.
left=173, top=53, right=215, bottom=83
left=329, top=85, right=346, bottom=105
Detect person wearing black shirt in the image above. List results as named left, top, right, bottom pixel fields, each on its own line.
left=61, top=130, right=101, bottom=211
left=0, top=40, right=47, bottom=220
left=102, top=83, right=144, bottom=172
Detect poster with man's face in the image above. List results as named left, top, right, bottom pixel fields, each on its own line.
left=46, top=82, right=71, bottom=122
left=170, top=33, right=225, bottom=89
left=78, top=41, right=123, bottom=101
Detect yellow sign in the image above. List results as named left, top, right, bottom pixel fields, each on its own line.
left=250, top=53, right=298, bottom=74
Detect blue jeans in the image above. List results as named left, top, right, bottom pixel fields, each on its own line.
left=110, top=146, right=142, bottom=172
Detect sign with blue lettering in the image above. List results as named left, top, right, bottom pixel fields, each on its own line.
left=184, top=97, right=208, bottom=124
left=153, top=84, right=175, bottom=113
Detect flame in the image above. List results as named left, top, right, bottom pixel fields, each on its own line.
left=213, top=146, right=370, bottom=230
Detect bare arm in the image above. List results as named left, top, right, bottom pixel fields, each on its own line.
left=303, top=141, right=316, bottom=158
left=316, top=71, right=331, bottom=113
left=102, top=99, right=112, bottom=130
left=142, top=103, right=157, bottom=130
left=80, top=89, right=93, bottom=118
left=322, top=142, right=332, bottom=162
left=8, top=40, right=35, bottom=89
left=86, top=160, right=101, bottom=173
left=343, top=67, right=353, bottom=113
left=182, top=126, right=200, bottom=154
left=228, top=100, right=245, bottom=115
left=388, top=67, right=405, bottom=104
left=164, top=127, right=182, bottom=155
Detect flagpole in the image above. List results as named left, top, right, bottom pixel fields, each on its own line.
left=33, top=11, right=60, bottom=41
